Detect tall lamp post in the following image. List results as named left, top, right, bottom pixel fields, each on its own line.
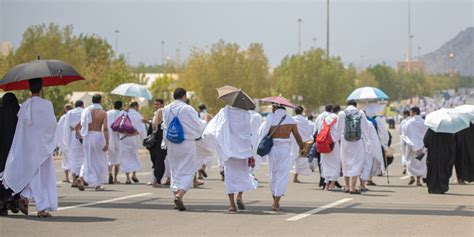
left=114, top=29, right=120, bottom=55
left=161, top=41, right=165, bottom=65
left=297, top=18, right=303, bottom=54
left=326, top=0, right=330, bottom=58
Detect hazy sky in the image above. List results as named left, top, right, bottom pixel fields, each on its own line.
left=1, top=0, right=473, bottom=67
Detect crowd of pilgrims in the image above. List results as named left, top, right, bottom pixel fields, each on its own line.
left=0, top=79, right=473, bottom=217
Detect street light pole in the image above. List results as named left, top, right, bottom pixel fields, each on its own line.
left=297, top=18, right=303, bottom=54
left=312, top=37, right=317, bottom=49
left=326, top=0, right=330, bottom=58
left=161, top=41, right=165, bottom=65
left=114, top=29, right=120, bottom=55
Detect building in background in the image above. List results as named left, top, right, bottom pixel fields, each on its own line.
left=0, top=41, right=13, bottom=57
left=397, top=60, right=425, bottom=74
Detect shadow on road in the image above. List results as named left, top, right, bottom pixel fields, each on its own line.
left=3, top=215, right=115, bottom=223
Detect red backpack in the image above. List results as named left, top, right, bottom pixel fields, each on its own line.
left=316, top=118, right=337, bottom=154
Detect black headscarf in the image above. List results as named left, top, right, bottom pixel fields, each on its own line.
left=0, top=93, right=20, bottom=172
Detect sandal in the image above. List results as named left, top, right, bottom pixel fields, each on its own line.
left=37, top=211, right=52, bottom=218
left=77, top=181, right=85, bottom=191
left=271, top=205, right=282, bottom=212
left=200, top=169, right=208, bottom=178
left=132, top=176, right=139, bottom=183
left=349, top=190, right=361, bottom=195
left=95, top=186, right=105, bottom=191
left=125, top=180, right=132, bottom=184
left=174, top=197, right=186, bottom=211
left=228, top=207, right=238, bottom=213
left=236, top=199, right=245, bottom=210
left=18, top=198, right=29, bottom=215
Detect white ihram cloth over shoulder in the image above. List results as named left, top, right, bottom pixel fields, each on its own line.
left=399, top=118, right=409, bottom=166
left=291, top=115, right=312, bottom=176
left=56, top=114, right=70, bottom=171
left=319, top=113, right=342, bottom=182
left=336, top=105, right=371, bottom=177
left=3, top=97, right=58, bottom=212
left=107, top=109, right=122, bottom=165
left=361, top=123, right=382, bottom=181
left=204, top=106, right=258, bottom=194
left=163, top=100, right=206, bottom=191
left=261, top=109, right=296, bottom=197
left=368, top=122, right=385, bottom=177
left=64, top=107, right=85, bottom=176
left=119, top=108, right=146, bottom=173
left=195, top=115, right=216, bottom=171
left=80, top=104, right=108, bottom=187
left=401, top=115, right=428, bottom=177
left=314, top=111, right=330, bottom=134
left=249, top=111, right=263, bottom=171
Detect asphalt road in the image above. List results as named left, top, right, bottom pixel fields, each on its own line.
left=1, top=129, right=473, bottom=236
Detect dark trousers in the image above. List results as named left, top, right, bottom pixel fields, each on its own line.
left=150, top=147, right=167, bottom=184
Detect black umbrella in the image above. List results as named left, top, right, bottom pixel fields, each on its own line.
left=0, top=59, right=84, bottom=91
left=217, top=85, right=256, bottom=110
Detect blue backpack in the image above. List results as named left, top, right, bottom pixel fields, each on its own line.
left=166, top=108, right=185, bottom=144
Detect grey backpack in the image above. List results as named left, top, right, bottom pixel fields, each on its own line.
left=344, top=111, right=362, bottom=141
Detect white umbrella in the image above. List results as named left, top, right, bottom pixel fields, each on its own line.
left=424, top=108, right=471, bottom=133
left=111, top=83, right=152, bottom=100
left=455, top=104, right=474, bottom=123
left=347, top=87, right=389, bottom=102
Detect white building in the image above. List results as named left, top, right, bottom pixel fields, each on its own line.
left=139, top=73, right=179, bottom=88
left=0, top=41, right=13, bottom=57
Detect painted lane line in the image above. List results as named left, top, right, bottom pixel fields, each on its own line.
left=400, top=175, right=411, bottom=180
left=286, top=198, right=353, bottom=221
left=31, top=192, right=152, bottom=214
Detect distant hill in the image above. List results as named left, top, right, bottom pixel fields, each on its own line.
left=420, top=27, right=473, bottom=76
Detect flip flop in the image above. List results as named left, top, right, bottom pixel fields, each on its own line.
left=236, top=200, right=245, bottom=210
left=132, top=177, right=140, bottom=183
left=125, top=180, right=132, bottom=184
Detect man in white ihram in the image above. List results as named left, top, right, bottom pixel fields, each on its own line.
left=336, top=100, right=370, bottom=194
left=120, top=102, right=147, bottom=184
left=204, top=103, right=258, bottom=212
left=78, top=94, right=109, bottom=191
left=3, top=78, right=58, bottom=217
left=401, top=106, right=428, bottom=186
left=291, top=106, right=313, bottom=183
left=64, top=100, right=85, bottom=189
left=163, top=88, right=207, bottom=211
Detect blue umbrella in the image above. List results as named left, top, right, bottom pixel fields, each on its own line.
left=111, top=83, right=152, bottom=100
left=347, top=87, right=389, bottom=102
left=425, top=108, right=470, bottom=133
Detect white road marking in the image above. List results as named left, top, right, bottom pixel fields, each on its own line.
left=400, top=175, right=411, bottom=180
left=286, top=198, right=353, bottom=221
left=31, top=193, right=152, bottom=215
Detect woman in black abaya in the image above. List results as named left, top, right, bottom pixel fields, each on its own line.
left=0, top=92, right=20, bottom=215
left=423, top=128, right=456, bottom=194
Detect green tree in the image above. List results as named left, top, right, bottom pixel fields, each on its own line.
left=273, top=49, right=355, bottom=111
left=179, top=40, right=272, bottom=113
